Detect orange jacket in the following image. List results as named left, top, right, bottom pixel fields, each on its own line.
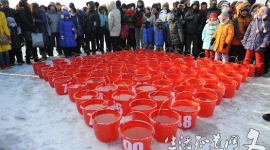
left=232, top=16, right=252, bottom=45
left=212, top=20, right=235, bottom=53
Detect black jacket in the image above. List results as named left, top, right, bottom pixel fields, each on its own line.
left=184, top=1, right=204, bottom=35
left=9, top=27, right=22, bottom=49
left=0, top=7, right=16, bottom=19
left=84, top=1, right=100, bottom=32
left=15, top=7, right=36, bottom=33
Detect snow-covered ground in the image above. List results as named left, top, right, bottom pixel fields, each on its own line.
left=0, top=52, right=270, bottom=150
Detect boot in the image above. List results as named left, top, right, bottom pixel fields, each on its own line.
left=26, top=56, right=32, bottom=65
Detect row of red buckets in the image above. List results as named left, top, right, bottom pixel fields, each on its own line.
left=32, top=49, right=255, bottom=150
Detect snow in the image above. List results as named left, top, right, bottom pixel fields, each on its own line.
left=0, top=52, right=270, bottom=150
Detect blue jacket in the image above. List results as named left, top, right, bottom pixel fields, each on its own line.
left=99, top=13, right=108, bottom=28
left=143, top=23, right=153, bottom=44
left=59, top=12, right=77, bottom=48
left=242, top=18, right=270, bottom=52
left=202, top=22, right=219, bottom=50
left=34, top=10, right=50, bottom=46
left=153, top=26, right=165, bottom=46
left=70, top=10, right=85, bottom=36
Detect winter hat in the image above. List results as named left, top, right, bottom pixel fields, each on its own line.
left=0, top=0, right=8, bottom=4
left=55, top=2, right=61, bottom=6
left=156, top=18, right=163, bottom=23
left=210, top=12, right=218, bottom=18
left=62, top=5, right=68, bottom=11
left=162, top=2, right=169, bottom=8
left=248, top=0, right=256, bottom=5
left=71, top=7, right=77, bottom=13
left=95, top=2, right=99, bottom=8
left=220, top=11, right=230, bottom=17
left=137, top=0, right=144, bottom=8
left=7, top=17, right=17, bottom=26
left=121, top=3, right=127, bottom=9
left=63, top=11, right=70, bottom=18
left=69, top=2, right=75, bottom=9
left=146, top=6, right=151, bottom=11
left=221, top=2, right=230, bottom=13
left=116, top=0, right=121, bottom=8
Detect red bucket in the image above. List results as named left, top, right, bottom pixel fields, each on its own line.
left=194, top=92, right=217, bottom=118
left=172, top=100, right=200, bottom=129
left=73, top=73, right=88, bottom=83
left=54, top=76, right=73, bottom=95
left=47, top=71, right=63, bottom=88
left=185, top=78, right=206, bottom=90
left=130, top=99, right=157, bottom=122
left=165, top=74, right=183, bottom=88
left=246, top=64, right=255, bottom=77
left=199, top=74, right=219, bottom=84
left=81, top=99, right=108, bottom=127
left=113, top=79, right=133, bottom=91
left=132, top=74, right=151, bottom=85
left=86, top=77, right=106, bottom=90
left=112, top=91, right=136, bottom=116
left=105, top=74, right=121, bottom=84
left=203, top=84, right=225, bottom=105
left=225, top=72, right=243, bottom=90
left=42, top=67, right=58, bottom=82
left=119, top=120, right=154, bottom=150
left=32, top=62, right=46, bottom=75
left=37, top=64, right=50, bottom=78
left=64, top=68, right=78, bottom=77
left=67, top=83, right=87, bottom=102
left=149, top=109, right=180, bottom=143
left=152, top=79, right=173, bottom=92
left=91, top=109, right=122, bottom=142
left=218, top=75, right=238, bottom=98
left=175, top=91, right=194, bottom=101
left=96, top=84, right=118, bottom=107
left=74, top=90, right=98, bottom=115
left=135, top=84, right=157, bottom=99
left=233, top=68, right=248, bottom=82
left=180, top=68, right=198, bottom=80
left=52, top=58, right=66, bottom=65
left=148, top=91, right=173, bottom=109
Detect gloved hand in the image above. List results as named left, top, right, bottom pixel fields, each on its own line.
left=61, top=35, right=65, bottom=40
left=223, top=43, right=228, bottom=49
left=210, top=38, right=215, bottom=45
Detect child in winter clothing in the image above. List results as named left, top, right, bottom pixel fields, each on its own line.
left=0, top=12, right=11, bottom=69
left=142, top=7, right=155, bottom=50
left=59, top=12, right=77, bottom=58
left=123, top=5, right=136, bottom=50
left=7, top=17, right=24, bottom=65
left=202, top=13, right=219, bottom=60
left=242, top=7, right=270, bottom=76
left=167, top=13, right=184, bottom=53
left=230, top=5, right=252, bottom=62
left=211, top=12, right=235, bottom=63
left=98, top=5, right=108, bottom=53
left=153, top=18, right=166, bottom=51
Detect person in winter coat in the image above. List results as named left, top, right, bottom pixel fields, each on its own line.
left=46, top=2, right=62, bottom=57
left=134, top=0, right=145, bottom=49
left=0, top=0, right=16, bottom=19
left=211, top=12, right=234, bottom=64
left=250, top=3, right=264, bottom=19
left=107, top=1, right=121, bottom=51
left=265, top=0, right=270, bottom=74
left=98, top=5, right=108, bottom=53
left=185, top=1, right=205, bottom=58
left=7, top=17, right=24, bottom=65
left=243, top=7, right=270, bottom=76
left=168, top=13, right=184, bottom=53
left=229, top=5, right=252, bottom=62
left=153, top=18, right=166, bottom=51
left=120, top=3, right=127, bottom=47
left=123, top=5, right=136, bottom=50
left=84, top=1, right=100, bottom=55
left=141, top=7, right=155, bottom=49
left=16, top=0, right=37, bottom=64
left=0, top=12, right=11, bottom=69
left=59, top=12, right=77, bottom=58
left=205, top=0, right=221, bottom=19
left=31, top=3, right=50, bottom=61
left=152, top=4, right=159, bottom=19
left=70, top=7, right=85, bottom=56
left=159, top=2, right=170, bottom=22
left=202, top=13, right=219, bottom=60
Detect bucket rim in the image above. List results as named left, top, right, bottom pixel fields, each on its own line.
left=80, top=99, right=108, bottom=111
left=129, top=99, right=158, bottom=111
left=118, top=120, right=154, bottom=141
left=91, top=109, right=122, bottom=125
left=172, top=100, right=201, bottom=112
left=149, top=109, right=180, bottom=126
left=193, top=92, right=218, bottom=102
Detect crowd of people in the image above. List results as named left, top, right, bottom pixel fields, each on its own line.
left=0, top=0, right=270, bottom=76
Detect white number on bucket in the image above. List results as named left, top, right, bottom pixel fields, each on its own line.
left=87, top=113, right=93, bottom=126
left=62, top=84, right=68, bottom=93
left=98, top=93, right=104, bottom=100
left=115, top=103, right=123, bottom=114
left=179, top=116, right=192, bottom=128
left=123, top=140, right=143, bottom=150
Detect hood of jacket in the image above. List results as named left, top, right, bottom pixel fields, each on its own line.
left=191, top=1, right=200, bottom=10
left=107, top=1, right=117, bottom=12
left=239, top=5, right=250, bottom=16
left=250, top=3, right=264, bottom=14
left=98, top=5, right=107, bottom=14
left=62, top=11, right=70, bottom=18
left=48, top=2, right=57, bottom=13
left=86, top=1, right=95, bottom=10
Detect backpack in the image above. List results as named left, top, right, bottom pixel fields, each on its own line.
left=120, top=23, right=129, bottom=39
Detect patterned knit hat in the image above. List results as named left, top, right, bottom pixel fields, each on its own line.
left=210, top=12, right=217, bottom=18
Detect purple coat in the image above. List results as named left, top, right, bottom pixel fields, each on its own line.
left=242, top=19, right=270, bottom=52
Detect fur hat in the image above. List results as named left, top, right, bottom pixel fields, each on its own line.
left=146, top=6, right=151, bottom=11
left=162, top=2, right=169, bottom=8
left=254, top=7, right=268, bottom=33
left=61, top=5, right=68, bottom=11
